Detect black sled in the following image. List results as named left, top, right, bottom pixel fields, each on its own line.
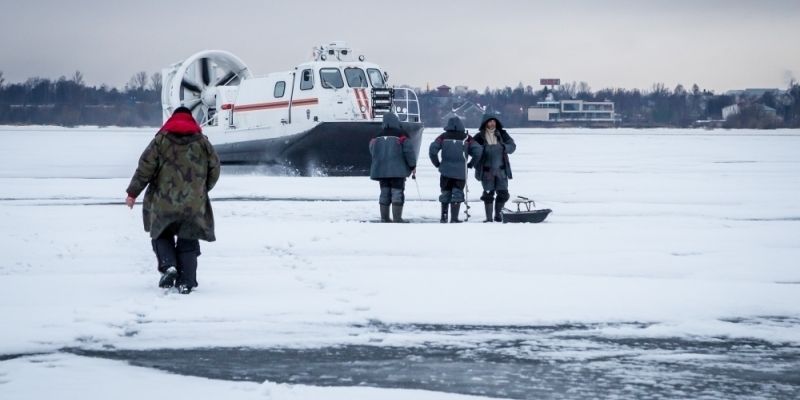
left=502, top=196, right=551, bottom=223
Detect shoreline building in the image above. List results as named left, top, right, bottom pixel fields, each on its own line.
left=722, top=103, right=777, bottom=120
left=528, top=95, right=616, bottom=126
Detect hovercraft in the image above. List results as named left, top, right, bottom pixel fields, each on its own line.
left=160, top=41, right=423, bottom=175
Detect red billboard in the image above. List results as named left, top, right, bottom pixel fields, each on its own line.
left=540, top=79, right=561, bottom=86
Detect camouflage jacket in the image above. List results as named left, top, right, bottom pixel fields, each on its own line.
left=126, top=130, right=220, bottom=241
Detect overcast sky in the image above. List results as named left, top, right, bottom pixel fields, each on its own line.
left=2, top=0, right=799, bottom=92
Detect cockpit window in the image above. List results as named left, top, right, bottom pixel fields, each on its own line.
left=344, top=67, right=368, bottom=88
left=319, top=68, right=344, bottom=89
left=300, top=69, right=314, bottom=90
left=274, top=81, right=286, bottom=97
left=367, top=68, right=385, bottom=88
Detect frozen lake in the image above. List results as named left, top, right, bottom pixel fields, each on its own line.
left=1, top=126, right=799, bottom=399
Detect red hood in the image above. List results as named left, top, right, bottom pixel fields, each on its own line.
left=161, top=112, right=202, bottom=135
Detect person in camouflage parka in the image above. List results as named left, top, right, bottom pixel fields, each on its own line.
left=125, top=107, right=220, bottom=293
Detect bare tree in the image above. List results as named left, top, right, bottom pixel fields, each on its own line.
left=128, top=71, right=148, bottom=91
left=691, top=84, right=700, bottom=97
left=559, top=81, right=577, bottom=99
left=149, top=72, right=162, bottom=93
left=0, top=70, right=5, bottom=88
left=650, top=82, right=669, bottom=96
left=673, top=84, right=686, bottom=96
left=577, top=81, right=592, bottom=95
left=71, top=70, right=84, bottom=86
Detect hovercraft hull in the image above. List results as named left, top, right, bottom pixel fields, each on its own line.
left=215, top=121, right=424, bottom=176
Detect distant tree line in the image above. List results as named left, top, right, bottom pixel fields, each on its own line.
left=0, top=70, right=162, bottom=127
left=1, top=69, right=799, bottom=129
left=415, top=81, right=800, bottom=129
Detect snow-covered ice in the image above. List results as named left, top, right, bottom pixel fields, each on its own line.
left=1, top=126, right=799, bottom=398
left=0, top=353, right=495, bottom=400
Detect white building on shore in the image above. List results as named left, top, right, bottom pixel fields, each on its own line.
left=528, top=95, right=615, bottom=124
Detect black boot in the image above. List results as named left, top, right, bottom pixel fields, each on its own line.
left=159, top=266, right=178, bottom=288
left=440, top=202, right=448, bottom=223
left=380, top=204, right=391, bottom=222
left=176, top=240, right=199, bottom=289
left=480, top=191, right=495, bottom=223
left=494, top=201, right=505, bottom=222
left=484, top=202, right=493, bottom=222
left=392, top=204, right=406, bottom=223
left=450, top=203, right=462, bottom=223
left=153, top=235, right=178, bottom=288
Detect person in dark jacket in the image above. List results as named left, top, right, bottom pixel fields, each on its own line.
left=473, top=113, right=516, bottom=222
left=429, top=116, right=482, bottom=223
left=125, top=107, right=221, bottom=294
left=369, top=113, right=417, bottom=222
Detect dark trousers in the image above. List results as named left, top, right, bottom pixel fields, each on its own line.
left=439, top=176, right=466, bottom=203
left=378, top=178, right=406, bottom=205
left=440, top=176, right=466, bottom=191
left=480, top=189, right=510, bottom=204
left=151, top=225, right=201, bottom=287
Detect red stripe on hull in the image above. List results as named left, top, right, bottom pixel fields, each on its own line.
left=354, top=89, right=368, bottom=119
left=363, top=88, right=372, bottom=119
left=232, top=98, right=319, bottom=112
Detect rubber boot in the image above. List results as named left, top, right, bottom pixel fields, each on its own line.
left=175, top=238, right=200, bottom=293
left=392, top=204, right=406, bottom=223
left=159, top=266, right=178, bottom=288
left=176, top=249, right=198, bottom=288
left=450, top=203, right=462, bottom=223
left=153, top=236, right=178, bottom=288
left=440, top=202, right=448, bottom=223
left=380, top=204, right=391, bottom=222
left=484, top=202, right=493, bottom=223
left=494, top=201, right=505, bottom=222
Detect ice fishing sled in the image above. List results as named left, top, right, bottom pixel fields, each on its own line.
left=502, top=196, right=551, bottom=223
